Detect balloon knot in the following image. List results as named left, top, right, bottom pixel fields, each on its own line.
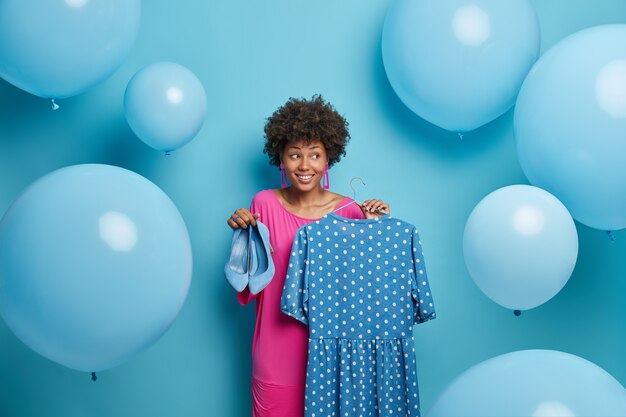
left=606, top=230, right=616, bottom=242
left=51, top=99, right=60, bottom=110
left=457, top=132, right=464, bottom=140
left=514, top=310, right=521, bottom=316
left=91, top=372, right=97, bottom=382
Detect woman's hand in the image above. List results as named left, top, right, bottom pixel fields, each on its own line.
left=358, top=199, right=391, bottom=219
left=227, top=208, right=260, bottom=230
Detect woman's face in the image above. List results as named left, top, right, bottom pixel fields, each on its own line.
left=281, top=139, right=328, bottom=192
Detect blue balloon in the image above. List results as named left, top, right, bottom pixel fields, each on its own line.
left=515, top=25, right=626, bottom=231
left=0, top=164, right=192, bottom=372
left=124, top=62, right=208, bottom=153
left=0, top=0, right=140, bottom=99
left=382, top=0, right=539, bottom=132
left=426, top=350, right=626, bottom=417
left=463, top=185, right=578, bottom=310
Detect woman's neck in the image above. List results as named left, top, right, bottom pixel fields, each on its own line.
left=280, top=187, right=328, bottom=209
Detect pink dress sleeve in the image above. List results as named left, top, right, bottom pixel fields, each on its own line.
left=339, top=199, right=366, bottom=220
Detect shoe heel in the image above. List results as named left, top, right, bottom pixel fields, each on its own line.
left=248, top=221, right=275, bottom=294
left=224, top=228, right=250, bottom=292
left=248, top=225, right=257, bottom=277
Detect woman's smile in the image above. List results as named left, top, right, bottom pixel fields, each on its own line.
left=295, top=173, right=314, bottom=183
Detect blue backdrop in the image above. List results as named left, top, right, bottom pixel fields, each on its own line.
left=0, top=1, right=625, bottom=416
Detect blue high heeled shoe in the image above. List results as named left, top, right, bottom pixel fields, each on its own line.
left=224, top=227, right=251, bottom=292
left=248, top=221, right=275, bottom=295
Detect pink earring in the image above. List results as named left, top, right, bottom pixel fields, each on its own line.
left=280, top=163, right=288, bottom=188
left=322, top=163, right=330, bottom=189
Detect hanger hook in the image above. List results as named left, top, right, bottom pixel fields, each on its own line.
left=349, top=177, right=366, bottom=200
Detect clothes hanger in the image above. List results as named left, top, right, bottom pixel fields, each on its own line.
left=332, top=177, right=389, bottom=215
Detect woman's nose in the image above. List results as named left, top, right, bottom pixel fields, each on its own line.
left=298, top=157, right=310, bottom=169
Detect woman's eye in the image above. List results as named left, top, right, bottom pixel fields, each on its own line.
left=289, top=154, right=299, bottom=159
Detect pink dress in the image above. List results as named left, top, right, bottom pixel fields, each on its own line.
left=237, top=189, right=365, bottom=417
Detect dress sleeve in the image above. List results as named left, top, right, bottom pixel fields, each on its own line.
left=280, top=226, right=309, bottom=324
left=236, top=193, right=262, bottom=306
left=410, top=227, right=436, bottom=324
left=338, top=198, right=366, bottom=220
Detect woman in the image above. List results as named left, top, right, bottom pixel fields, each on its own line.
left=227, top=95, right=390, bottom=417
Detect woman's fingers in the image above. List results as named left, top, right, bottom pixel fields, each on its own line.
left=361, top=199, right=390, bottom=215
left=227, top=209, right=259, bottom=229
left=226, top=214, right=240, bottom=229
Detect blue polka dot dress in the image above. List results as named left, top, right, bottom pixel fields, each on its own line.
left=280, top=213, right=436, bottom=417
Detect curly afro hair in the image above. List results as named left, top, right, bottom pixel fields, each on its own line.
left=263, top=95, right=350, bottom=167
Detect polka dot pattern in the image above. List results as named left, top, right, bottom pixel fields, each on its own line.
left=280, top=213, right=435, bottom=417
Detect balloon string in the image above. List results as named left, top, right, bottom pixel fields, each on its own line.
left=606, top=230, right=616, bottom=242
left=91, top=372, right=97, bottom=381
left=51, top=99, right=60, bottom=110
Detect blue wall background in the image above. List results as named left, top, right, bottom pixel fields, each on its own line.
left=1, top=1, right=625, bottom=416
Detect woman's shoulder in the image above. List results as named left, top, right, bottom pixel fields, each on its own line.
left=250, top=189, right=279, bottom=210
left=328, top=191, right=350, bottom=204
left=251, top=189, right=275, bottom=202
